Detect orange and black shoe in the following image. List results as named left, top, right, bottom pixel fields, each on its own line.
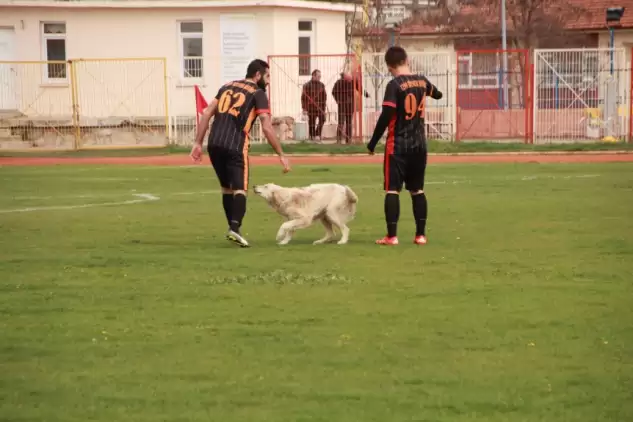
left=375, top=236, right=399, bottom=246
left=413, top=235, right=428, bottom=245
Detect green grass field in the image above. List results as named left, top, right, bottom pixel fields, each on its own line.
left=1, top=161, right=632, bottom=422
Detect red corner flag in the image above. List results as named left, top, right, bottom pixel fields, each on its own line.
left=194, top=85, right=208, bottom=129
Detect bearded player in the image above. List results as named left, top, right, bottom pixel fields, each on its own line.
left=191, top=59, right=290, bottom=248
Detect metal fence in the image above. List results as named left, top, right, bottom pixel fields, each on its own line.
left=165, top=48, right=633, bottom=146
left=167, top=80, right=265, bottom=147
left=0, top=61, right=73, bottom=149
left=3, top=50, right=631, bottom=150
left=533, top=48, right=630, bottom=143
left=267, top=54, right=362, bottom=143
left=456, top=49, right=530, bottom=142
left=0, top=58, right=168, bottom=150
left=362, top=51, right=455, bottom=142
left=359, top=48, right=631, bottom=144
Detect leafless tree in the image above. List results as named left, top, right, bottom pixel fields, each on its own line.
left=347, top=0, right=428, bottom=109
left=429, top=0, right=590, bottom=50
left=425, top=0, right=590, bottom=105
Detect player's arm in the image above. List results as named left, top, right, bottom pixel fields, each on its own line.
left=259, top=113, right=283, bottom=156
left=367, top=106, right=395, bottom=153
left=424, top=76, right=443, bottom=100
left=189, top=96, right=218, bottom=163
left=255, top=91, right=290, bottom=172
left=193, top=98, right=218, bottom=146
left=367, top=82, right=397, bottom=153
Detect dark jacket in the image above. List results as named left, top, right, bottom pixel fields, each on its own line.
left=332, top=78, right=355, bottom=115
left=301, top=80, right=327, bottom=113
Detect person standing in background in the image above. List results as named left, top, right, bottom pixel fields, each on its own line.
left=332, top=72, right=354, bottom=144
left=301, top=69, right=327, bottom=142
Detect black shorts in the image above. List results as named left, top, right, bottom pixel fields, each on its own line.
left=383, top=150, right=427, bottom=192
left=208, top=146, right=249, bottom=191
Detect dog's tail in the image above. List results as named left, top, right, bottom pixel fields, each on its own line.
left=344, top=185, right=358, bottom=204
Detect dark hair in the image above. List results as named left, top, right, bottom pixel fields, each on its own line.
left=246, top=59, right=269, bottom=78
left=311, top=69, right=320, bottom=76
left=385, top=46, right=407, bottom=68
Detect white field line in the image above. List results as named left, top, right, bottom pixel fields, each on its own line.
left=11, top=190, right=221, bottom=200
left=1, top=174, right=602, bottom=213
left=13, top=193, right=135, bottom=200
left=520, top=174, right=600, bottom=181
left=0, top=193, right=160, bottom=214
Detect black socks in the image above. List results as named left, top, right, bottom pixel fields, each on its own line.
left=229, top=193, right=247, bottom=233
left=412, top=193, right=428, bottom=236
left=384, top=192, right=428, bottom=238
left=384, top=193, right=400, bottom=238
left=222, top=193, right=233, bottom=227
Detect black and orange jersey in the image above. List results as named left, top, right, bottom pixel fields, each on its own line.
left=207, top=80, right=270, bottom=151
left=381, top=74, right=440, bottom=154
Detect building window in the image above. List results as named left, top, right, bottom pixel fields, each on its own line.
left=457, top=56, right=471, bottom=87
left=41, top=22, right=67, bottom=80
left=179, top=21, right=203, bottom=79
left=580, top=51, right=599, bottom=84
left=298, top=20, right=314, bottom=76
left=458, top=53, right=499, bottom=89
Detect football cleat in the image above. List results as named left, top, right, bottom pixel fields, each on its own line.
left=375, top=236, right=399, bottom=245
left=414, top=235, right=428, bottom=245
left=226, top=230, right=250, bottom=248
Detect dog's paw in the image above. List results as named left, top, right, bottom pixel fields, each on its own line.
left=314, top=238, right=334, bottom=245
left=336, top=239, right=348, bottom=245
left=278, top=234, right=292, bottom=245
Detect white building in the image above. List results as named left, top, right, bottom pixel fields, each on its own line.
left=0, top=0, right=354, bottom=148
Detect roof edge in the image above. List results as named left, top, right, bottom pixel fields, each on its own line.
left=0, top=0, right=356, bottom=12
left=397, top=25, right=633, bottom=36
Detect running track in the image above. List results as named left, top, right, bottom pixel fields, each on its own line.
left=1, top=152, right=633, bottom=167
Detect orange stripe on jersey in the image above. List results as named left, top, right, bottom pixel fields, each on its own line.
left=242, top=109, right=256, bottom=190
left=243, top=109, right=257, bottom=134
left=386, top=115, right=396, bottom=155
left=255, top=108, right=270, bottom=115
left=383, top=101, right=396, bottom=108
left=243, top=134, right=250, bottom=190
left=384, top=115, right=397, bottom=191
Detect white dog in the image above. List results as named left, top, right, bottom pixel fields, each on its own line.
left=253, top=183, right=358, bottom=245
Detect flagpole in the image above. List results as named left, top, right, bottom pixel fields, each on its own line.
left=501, top=0, right=509, bottom=110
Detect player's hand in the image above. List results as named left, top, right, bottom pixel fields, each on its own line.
left=190, top=143, right=203, bottom=163
left=279, top=155, right=291, bottom=173
left=367, top=144, right=375, bottom=155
